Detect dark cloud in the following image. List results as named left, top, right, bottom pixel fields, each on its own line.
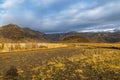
left=0, top=0, right=120, bottom=33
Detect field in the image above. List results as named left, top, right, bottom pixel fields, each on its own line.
left=0, top=43, right=120, bottom=80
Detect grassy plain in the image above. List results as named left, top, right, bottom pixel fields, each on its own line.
left=0, top=43, right=120, bottom=80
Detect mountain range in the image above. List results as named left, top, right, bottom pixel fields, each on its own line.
left=0, top=24, right=120, bottom=43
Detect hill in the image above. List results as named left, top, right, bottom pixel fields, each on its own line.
left=60, top=35, right=90, bottom=43
left=0, top=24, right=48, bottom=42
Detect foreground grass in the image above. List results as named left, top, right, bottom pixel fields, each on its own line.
left=0, top=44, right=120, bottom=80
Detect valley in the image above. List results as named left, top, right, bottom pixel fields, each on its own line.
left=0, top=24, right=120, bottom=80
left=1, top=0, right=120, bottom=79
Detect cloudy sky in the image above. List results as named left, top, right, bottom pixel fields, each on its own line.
left=0, top=0, right=120, bottom=33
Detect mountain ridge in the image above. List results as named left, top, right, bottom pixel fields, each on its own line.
left=1, top=24, right=120, bottom=43
left=0, top=24, right=48, bottom=42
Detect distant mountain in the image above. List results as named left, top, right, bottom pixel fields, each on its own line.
left=1, top=24, right=120, bottom=43
left=0, top=24, right=48, bottom=42
left=46, top=33, right=65, bottom=42
left=47, top=31, right=120, bottom=43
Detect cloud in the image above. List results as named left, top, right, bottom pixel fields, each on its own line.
left=0, top=0, right=120, bottom=33
left=30, top=0, right=67, bottom=8
left=0, top=0, right=24, bottom=9
left=41, top=0, right=120, bottom=32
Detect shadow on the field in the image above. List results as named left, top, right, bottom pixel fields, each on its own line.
left=3, top=66, right=18, bottom=80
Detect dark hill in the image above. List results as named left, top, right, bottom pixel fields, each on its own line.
left=60, top=35, right=90, bottom=43
left=0, top=24, right=48, bottom=42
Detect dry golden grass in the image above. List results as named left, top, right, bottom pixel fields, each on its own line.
left=0, top=43, right=68, bottom=53
left=0, top=43, right=120, bottom=80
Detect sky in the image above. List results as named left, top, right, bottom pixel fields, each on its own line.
left=0, top=0, right=120, bottom=33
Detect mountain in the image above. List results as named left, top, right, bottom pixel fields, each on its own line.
left=0, top=24, right=48, bottom=42
left=1, top=24, right=120, bottom=43
left=47, top=31, right=120, bottom=43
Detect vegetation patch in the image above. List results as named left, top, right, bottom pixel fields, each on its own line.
left=0, top=43, right=120, bottom=80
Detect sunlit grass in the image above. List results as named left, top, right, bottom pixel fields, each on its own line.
left=0, top=43, right=120, bottom=80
